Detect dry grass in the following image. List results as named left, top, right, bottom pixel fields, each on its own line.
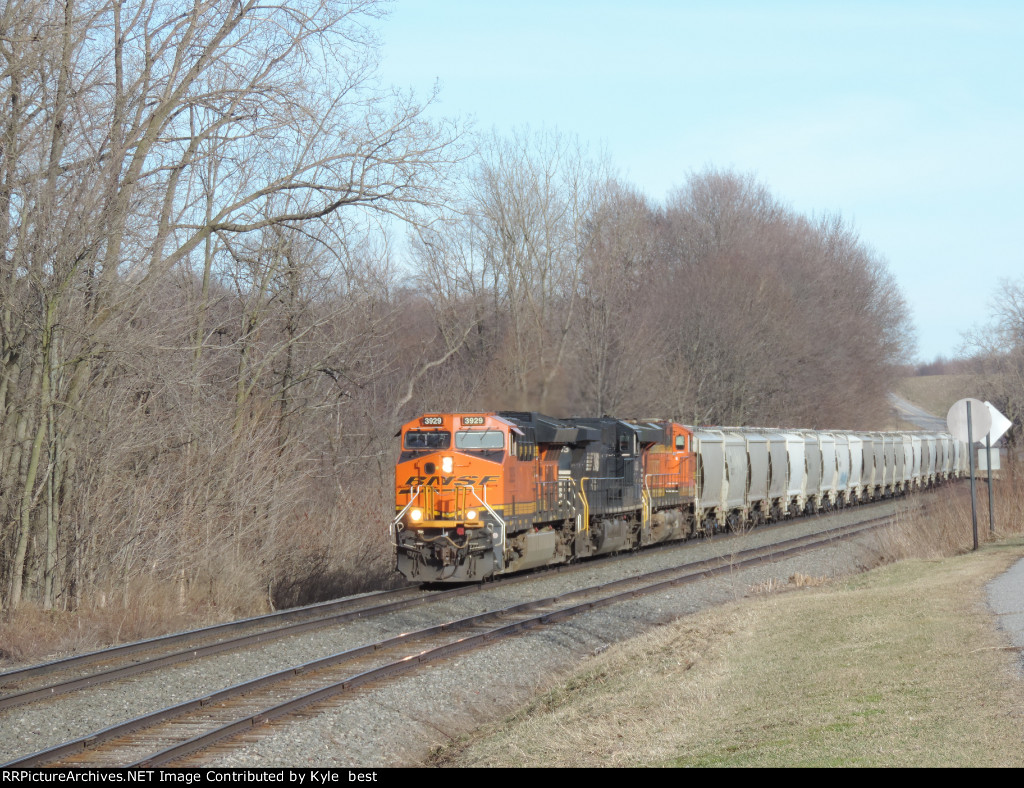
left=749, top=572, right=828, bottom=595
left=0, top=566, right=265, bottom=666
left=0, top=491, right=400, bottom=669
left=430, top=471, right=1024, bottom=768
left=892, top=374, right=979, bottom=419
left=873, top=473, right=1024, bottom=563
left=433, top=547, right=1024, bottom=767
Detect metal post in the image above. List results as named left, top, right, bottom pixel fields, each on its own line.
left=986, top=433, right=995, bottom=535
left=968, top=401, right=978, bottom=551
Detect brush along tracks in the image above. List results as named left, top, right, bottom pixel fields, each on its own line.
left=0, top=497, right=906, bottom=715
left=0, top=538, right=709, bottom=712
left=3, top=506, right=900, bottom=768
left=0, top=585, right=452, bottom=710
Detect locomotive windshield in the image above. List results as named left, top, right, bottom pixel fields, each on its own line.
left=455, top=430, right=504, bottom=450
left=403, top=430, right=451, bottom=450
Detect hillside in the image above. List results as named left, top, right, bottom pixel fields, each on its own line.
left=432, top=534, right=1024, bottom=767
left=892, top=374, right=981, bottom=420
left=429, top=461, right=1024, bottom=767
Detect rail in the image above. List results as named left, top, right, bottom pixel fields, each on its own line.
left=4, top=507, right=903, bottom=768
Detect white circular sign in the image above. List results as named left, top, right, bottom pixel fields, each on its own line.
left=946, top=398, right=992, bottom=444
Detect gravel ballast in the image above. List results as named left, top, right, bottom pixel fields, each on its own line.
left=0, top=503, right=914, bottom=767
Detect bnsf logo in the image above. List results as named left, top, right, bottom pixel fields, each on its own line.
left=399, top=475, right=499, bottom=490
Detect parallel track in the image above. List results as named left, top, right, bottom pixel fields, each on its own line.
left=0, top=585, right=437, bottom=709
left=4, top=508, right=900, bottom=768
left=0, top=539, right=678, bottom=709
left=0, top=496, right=904, bottom=712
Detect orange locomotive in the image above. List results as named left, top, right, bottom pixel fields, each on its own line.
left=391, top=412, right=696, bottom=582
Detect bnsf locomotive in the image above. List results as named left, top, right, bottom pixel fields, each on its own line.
left=390, top=412, right=964, bottom=583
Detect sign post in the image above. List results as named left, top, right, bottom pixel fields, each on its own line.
left=983, top=401, right=1013, bottom=535
left=946, top=398, right=991, bottom=551
left=968, top=402, right=978, bottom=549
left=985, top=432, right=993, bottom=534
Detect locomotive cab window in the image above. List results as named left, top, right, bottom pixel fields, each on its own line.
left=455, top=430, right=504, bottom=450
left=403, top=431, right=451, bottom=450
left=675, top=435, right=686, bottom=451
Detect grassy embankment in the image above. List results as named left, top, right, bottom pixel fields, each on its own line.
left=892, top=374, right=980, bottom=420
left=430, top=476, right=1024, bottom=768
left=429, top=373, right=1024, bottom=767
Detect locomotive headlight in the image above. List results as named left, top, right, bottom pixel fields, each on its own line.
left=409, top=508, right=423, bottom=522
left=442, top=456, right=453, bottom=473
left=465, top=509, right=478, bottom=521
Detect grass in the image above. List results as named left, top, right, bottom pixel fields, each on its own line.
left=0, top=516, right=399, bottom=669
left=0, top=571, right=264, bottom=665
left=892, top=374, right=980, bottom=419
left=429, top=477, right=1024, bottom=768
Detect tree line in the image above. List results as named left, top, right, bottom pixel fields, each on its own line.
left=0, top=1, right=914, bottom=617
left=962, top=279, right=1024, bottom=447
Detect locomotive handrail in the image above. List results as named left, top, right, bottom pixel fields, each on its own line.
left=468, top=484, right=506, bottom=559
left=467, top=484, right=505, bottom=528
left=578, top=477, right=590, bottom=532
left=578, top=475, right=635, bottom=533
left=644, top=472, right=683, bottom=491
left=390, top=486, right=423, bottom=545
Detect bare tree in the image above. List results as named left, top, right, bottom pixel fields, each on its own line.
left=570, top=179, right=665, bottom=415
left=465, top=128, right=609, bottom=412
left=0, top=0, right=460, bottom=610
left=964, top=278, right=1024, bottom=444
left=654, top=169, right=915, bottom=428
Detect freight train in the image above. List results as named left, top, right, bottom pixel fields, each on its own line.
left=390, top=412, right=965, bottom=583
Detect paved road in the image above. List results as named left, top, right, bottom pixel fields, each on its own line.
left=888, top=393, right=948, bottom=432
left=988, top=558, right=1024, bottom=678
left=888, top=393, right=1023, bottom=677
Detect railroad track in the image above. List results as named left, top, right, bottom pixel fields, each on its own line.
left=0, top=584, right=441, bottom=708
left=0, top=495, right=905, bottom=712
left=3, top=507, right=901, bottom=768
left=0, top=536, right=697, bottom=710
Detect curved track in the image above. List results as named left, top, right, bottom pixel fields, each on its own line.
left=3, top=503, right=907, bottom=768
left=6, top=498, right=897, bottom=710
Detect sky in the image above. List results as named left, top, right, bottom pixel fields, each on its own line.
left=375, top=0, right=1023, bottom=363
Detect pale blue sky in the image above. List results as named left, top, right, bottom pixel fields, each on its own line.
left=377, top=0, right=1023, bottom=363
